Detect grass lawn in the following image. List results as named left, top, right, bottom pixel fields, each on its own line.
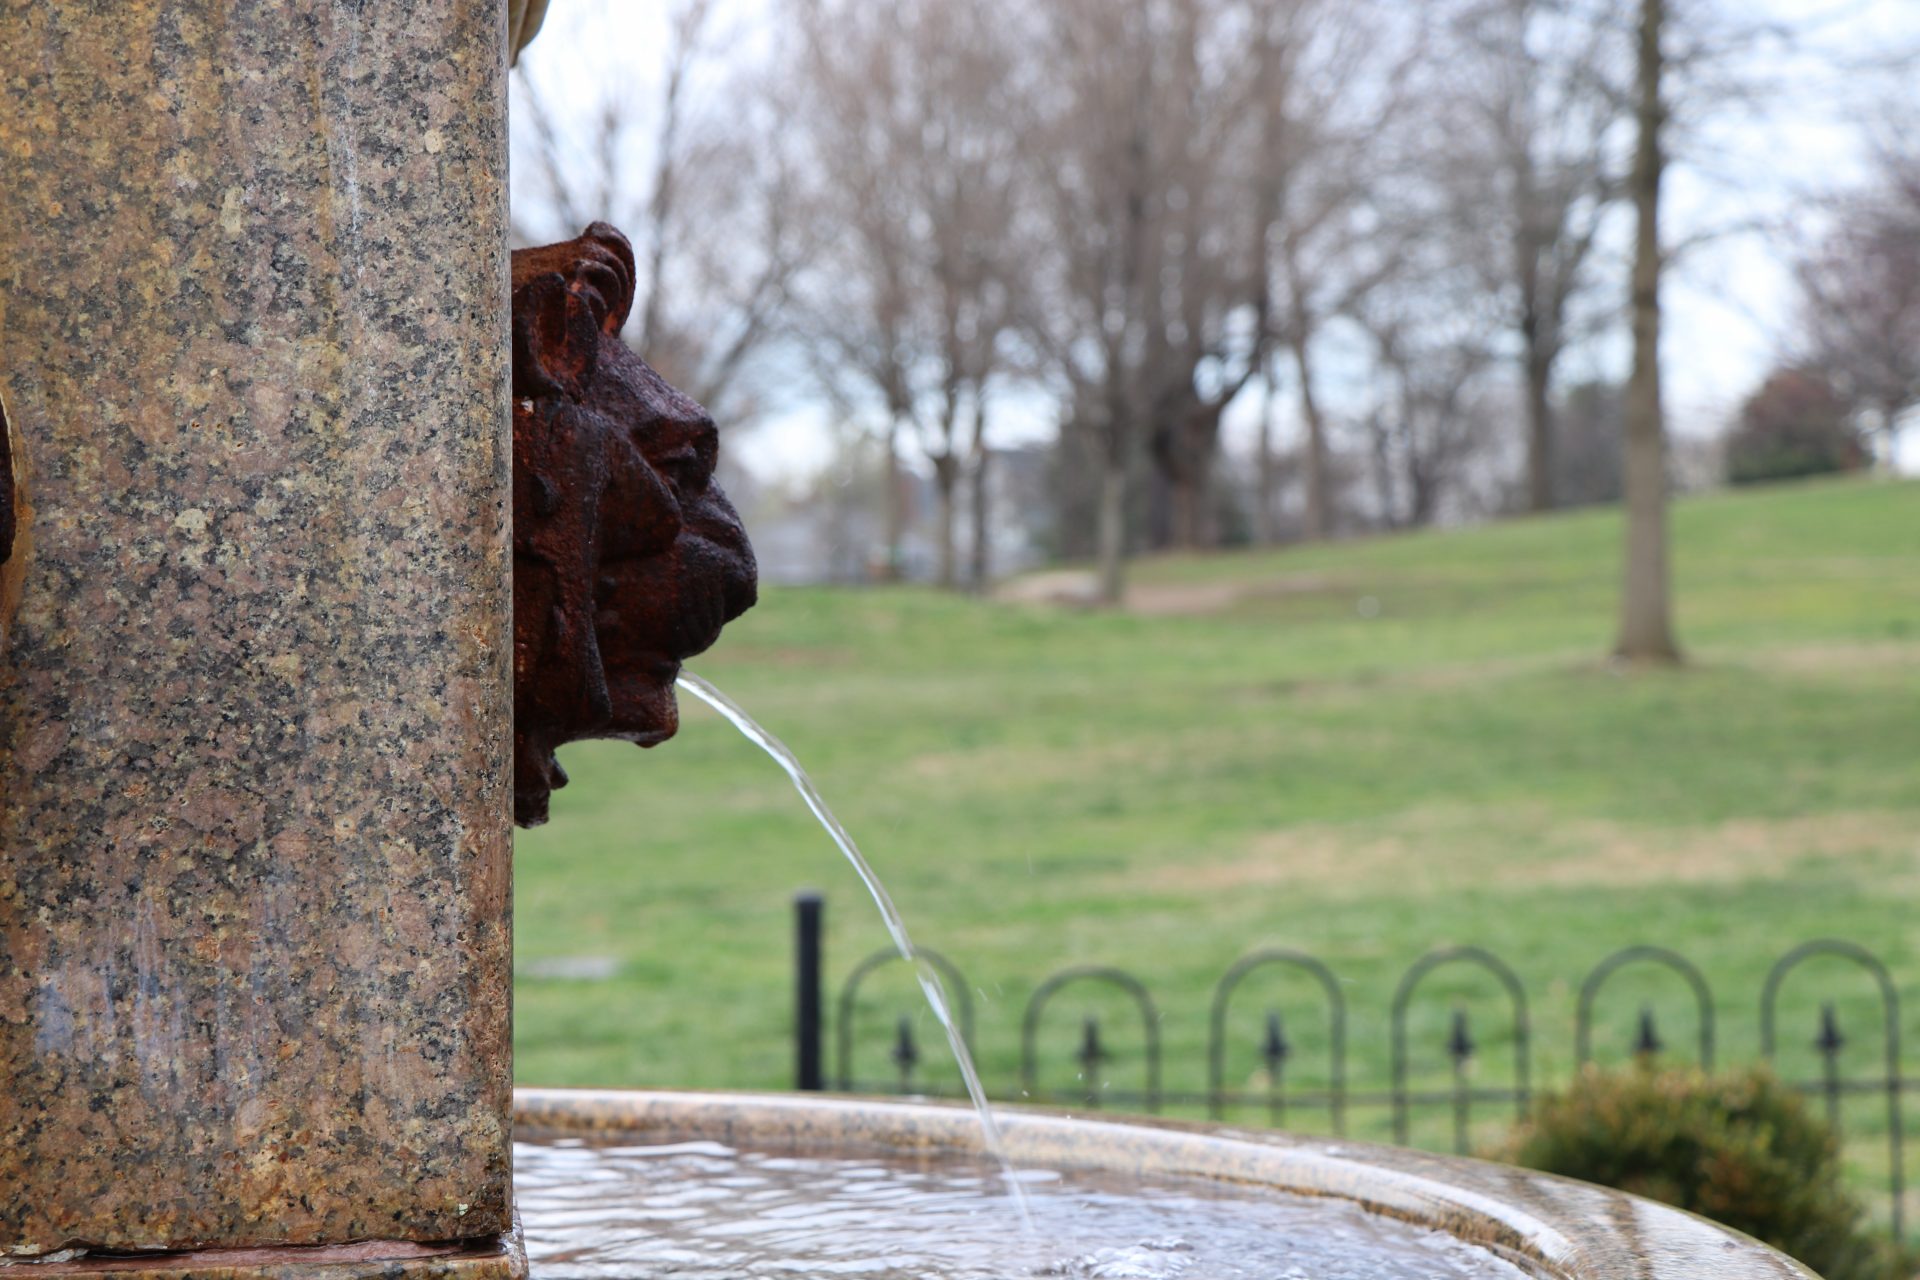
left=513, top=474, right=1920, bottom=1220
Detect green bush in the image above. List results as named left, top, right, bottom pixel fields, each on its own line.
left=1725, top=368, right=1868, bottom=486
left=1503, top=1064, right=1903, bottom=1280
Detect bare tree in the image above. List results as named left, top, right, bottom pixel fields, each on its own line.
left=1025, top=0, right=1412, bottom=578
left=1262, top=1, right=1422, bottom=542
left=634, top=0, right=715, bottom=362
left=1013, top=0, right=1192, bottom=602
left=1603, top=0, right=1849, bottom=657
left=1351, top=267, right=1503, bottom=528
left=782, top=0, right=1023, bottom=588
left=1615, top=0, right=1681, bottom=663
left=1251, top=354, right=1286, bottom=545
left=1140, top=4, right=1278, bottom=553
left=911, top=0, right=1023, bottom=588
left=1793, top=132, right=1920, bottom=468
left=779, top=0, right=930, bottom=579
left=1433, top=0, right=1627, bottom=513
left=509, top=0, right=804, bottom=428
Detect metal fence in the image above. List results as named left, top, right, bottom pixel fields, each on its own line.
left=791, top=893, right=1912, bottom=1239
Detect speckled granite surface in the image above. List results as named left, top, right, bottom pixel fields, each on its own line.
left=513, top=1090, right=1823, bottom=1280
left=0, top=0, right=513, bottom=1256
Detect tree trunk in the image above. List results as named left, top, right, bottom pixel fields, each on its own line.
left=1290, top=329, right=1332, bottom=540
left=1615, top=0, right=1681, bottom=664
left=1409, top=465, right=1438, bottom=528
left=1367, top=414, right=1397, bottom=529
left=933, top=456, right=958, bottom=590
left=1525, top=340, right=1555, bottom=512
left=1095, top=450, right=1128, bottom=606
left=1255, top=366, right=1278, bottom=545
left=1168, top=476, right=1196, bottom=551
left=969, top=445, right=991, bottom=591
left=881, top=417, right=906, bottom=582
left=1186, top=445, right=1212, bottom=549
left=1145, top=463, right=1173, bottom=551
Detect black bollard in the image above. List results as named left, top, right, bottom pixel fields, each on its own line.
left=795, top=892, right=825, bottom=1091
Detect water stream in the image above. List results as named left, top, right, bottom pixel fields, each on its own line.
left=674, top=672, right=1035, bottom=1231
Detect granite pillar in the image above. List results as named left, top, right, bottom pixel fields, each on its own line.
left=0, top=0, right=517, bottom=1268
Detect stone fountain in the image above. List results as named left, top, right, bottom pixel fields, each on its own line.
left=2, top=3, right=521, bottom=1275
left=0, top=4, right=1821, bottom=1278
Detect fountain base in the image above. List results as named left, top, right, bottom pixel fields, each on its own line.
left=513, top=1088, right=1815, bottom=1279
left=10, top=1229, right=527, bottom=1280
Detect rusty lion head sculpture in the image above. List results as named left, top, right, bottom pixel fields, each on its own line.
left=512, top=223, right=757, bottom=826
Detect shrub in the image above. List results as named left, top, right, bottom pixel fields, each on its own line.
left=1502, top=1064, right=1901, bottom=1280
left=1725, top=368, right=1868, bottom=486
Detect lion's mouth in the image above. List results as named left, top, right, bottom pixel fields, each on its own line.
left=600, top=657, right=681, bottom=747
left=592, top=550, right=751, bottom=745
left=596, top=532, right=755, bottom=663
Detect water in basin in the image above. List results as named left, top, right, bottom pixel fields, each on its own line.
left=515, top=1136, right=1532, bottom=1279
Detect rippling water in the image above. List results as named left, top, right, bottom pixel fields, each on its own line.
left=516, top=1137, right=1530, bottom=1279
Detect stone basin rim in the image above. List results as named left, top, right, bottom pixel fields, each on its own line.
left=512, top=1086, right=1819, bottom=1280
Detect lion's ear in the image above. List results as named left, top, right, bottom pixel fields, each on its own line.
left=580, top=223, right=638, bottom=331
left=512, top=271, right=602, bottom=401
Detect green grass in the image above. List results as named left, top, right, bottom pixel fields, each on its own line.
left=513, top=475, right=1920, bottom=1219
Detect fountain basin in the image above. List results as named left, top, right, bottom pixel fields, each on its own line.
left=513, top=1089, right=1817, bottom=1279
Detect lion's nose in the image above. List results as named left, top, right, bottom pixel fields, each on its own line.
left=694, top=488, right=758, bottom=623
left=603, top=437, right=682, bottom=561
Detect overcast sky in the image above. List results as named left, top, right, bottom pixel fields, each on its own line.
left=511, top=0, right=1920, bottom=481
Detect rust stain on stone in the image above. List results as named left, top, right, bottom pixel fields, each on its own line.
left=0, top=394, right=28, bottom=653
left=14, top=1233, right=526, bottom=1280
left=510, top=224, right=758, bottom=827
left=1, top=397, right=13, bottom=563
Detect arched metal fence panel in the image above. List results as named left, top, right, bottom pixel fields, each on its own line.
left=791, top=898, right=1917, bottom=1240
left=1206, top=948, right=1346, bottom=1132
left=1021, top=966, right=1161, bottom=1112
left=1760, top=940, right=1904, bottom=1238
left=835, top=945, right=975, bottom=1093
left=1389, top=947, right=1530, bottom=1154
left=1576, top=945, right=1715, bottom=1069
